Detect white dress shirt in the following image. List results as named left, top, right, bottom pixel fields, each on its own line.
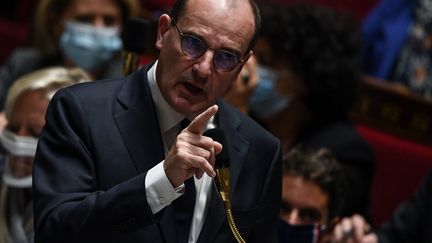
left=145, top=61, right=215, bottom=243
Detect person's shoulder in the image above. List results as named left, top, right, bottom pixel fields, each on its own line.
left=3, top=47, right=45, bottom=72
left=221, top=100, right=279, bottom=143
left=302, top=120, right=363, bottom=144
left=66, top=76, right=125, bottom=97
left=56, top=68, right=149, bottom=110
left=70, top=67, right=147, bottom=93
left=301, top=120, right=375, bottom=163
left=8, top=47, right=43, bottom=59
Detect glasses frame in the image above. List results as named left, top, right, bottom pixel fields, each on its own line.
left=170, top=18, right=246, bottom=72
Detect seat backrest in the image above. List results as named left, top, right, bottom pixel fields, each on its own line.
left=356, top=123, right=432, bottom=226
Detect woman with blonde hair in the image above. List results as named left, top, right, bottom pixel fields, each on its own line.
left=0, top=66, right=91, bottom=243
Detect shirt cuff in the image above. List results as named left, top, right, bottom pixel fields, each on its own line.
left=145, top=161, right=184, bottom=214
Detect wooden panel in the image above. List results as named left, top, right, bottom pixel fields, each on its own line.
left=352, top=76, right=432, bottom=146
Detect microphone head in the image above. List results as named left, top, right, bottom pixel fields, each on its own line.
left=122, top=17, right=150, bottom=54
left=203, top=128, right=230, bottom=169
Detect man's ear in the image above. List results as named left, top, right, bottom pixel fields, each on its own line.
left=155, top=14, right=171, bottom=50
left=242, top=50, right=253, bottom=65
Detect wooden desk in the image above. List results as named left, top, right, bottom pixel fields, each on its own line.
left=352, top=76, right=432, bottom=146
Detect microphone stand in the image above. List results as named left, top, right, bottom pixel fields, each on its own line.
left=121, top=17, right=149, bottom=76
left=204, top=128, right=245, bottom=243
left=214, top=167, right=246, bottom=243
left=122, top=51, right=139, bottom=76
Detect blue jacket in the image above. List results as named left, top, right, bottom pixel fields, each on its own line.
left=362, top=0, right=417, bottom=80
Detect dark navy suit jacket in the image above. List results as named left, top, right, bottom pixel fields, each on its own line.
left=33, top=65, right=281, bottom=243
left=377, top=170, right=432, bottom=243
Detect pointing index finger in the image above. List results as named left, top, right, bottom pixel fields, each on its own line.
left=186, top=105, right=218, bottom=134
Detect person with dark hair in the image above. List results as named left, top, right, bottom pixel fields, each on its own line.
left=279, top=145, right=344, bottom=243
left=258, top=4, right=375, bottom=219
left=0, top=0, right=141, bottom=110
left=32, top=0, right=282, bottom=242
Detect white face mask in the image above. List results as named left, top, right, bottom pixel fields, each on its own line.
left=0, top=130, right=38, bottom=188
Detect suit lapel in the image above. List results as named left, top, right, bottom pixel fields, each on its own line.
left=198, top=100, right=249, bottom=243
left=115, top=76, right=249, bottom=242
left=114, top=66, right=177, bottom=243
left=114, top=66, right=165, bottom=175
left=217, top=101, right=250, bottom=192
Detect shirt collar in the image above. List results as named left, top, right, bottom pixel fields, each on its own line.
left=147, top=61, right=184, bottom=134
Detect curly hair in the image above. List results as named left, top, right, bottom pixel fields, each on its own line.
left=260, top=4, right=361, bottom=120
left=282, top=144, right=344, bottom=221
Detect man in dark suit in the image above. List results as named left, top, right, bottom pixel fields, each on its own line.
left=32, top=0, right=282, bottom=242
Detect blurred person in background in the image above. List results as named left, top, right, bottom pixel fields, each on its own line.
left=0, top=66, right=90, bottom=243
left=247, top=4, right=292, bottom=122
left=331, top=169, right=432, bottom=243
left=223, top=55, right=259, bottom=115
left=362, top=0, right=432, bottom=99
left=256, top=4, right=375, bottom=219
left=0, top=0, right=140, bottom=110
left=279, top=145, right=344, bottom=243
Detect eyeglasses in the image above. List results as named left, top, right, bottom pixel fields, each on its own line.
left=171, top=18, right=246, bottom=72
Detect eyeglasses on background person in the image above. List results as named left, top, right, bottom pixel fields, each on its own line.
left=171, top=18, right=246, bottom=72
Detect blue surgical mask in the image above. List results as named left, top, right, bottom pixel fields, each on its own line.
left=278, top=219, right=319, bottom=243
left=249, top=66, right=290, bottom=119
left=60, top=21, right=122, bottom=71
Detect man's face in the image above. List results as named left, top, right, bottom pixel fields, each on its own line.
left=155, top=0, right=255, bottom=116
left=280, top=174, right=329, bottom=226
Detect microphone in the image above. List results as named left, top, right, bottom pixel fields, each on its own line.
left=203, top=128, right=231, bottom=202
left=203, top=128, right=245, bottom=243
left=121, top=17, right=150, bottom=76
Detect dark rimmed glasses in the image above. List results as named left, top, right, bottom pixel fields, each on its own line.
left=171, top=18, right=246, bottom=72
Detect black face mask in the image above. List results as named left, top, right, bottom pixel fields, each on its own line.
left=278, top=219, right=319, bottom=243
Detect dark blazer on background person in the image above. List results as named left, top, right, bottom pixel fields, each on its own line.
left=296, top=120, right=375, bottom=219
left=376, top=170, right=432, bottom=243
left=33, top=64, right=282, bottom=243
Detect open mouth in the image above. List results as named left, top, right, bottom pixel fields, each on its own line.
left=184, top=82, right=205, bottom=96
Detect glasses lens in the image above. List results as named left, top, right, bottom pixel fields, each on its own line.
left=214, top=50, right=239, bottom=71
left=182, top=35, right=206, bottom=58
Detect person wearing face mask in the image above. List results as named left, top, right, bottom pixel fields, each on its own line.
left=279, top=145, right=344, bottom=243
left=0, top=66, right=91, bottom=243
left=32, top=0, right=282, bottom=242
left=258, top=4, right=376, bottom=221
left=246, top=4, right=292, bottom=122
left=0, top=0, right=140, bottom=111
left=223, top=55, right=260, bottom=115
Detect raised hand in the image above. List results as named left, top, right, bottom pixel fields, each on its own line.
left=164, top=105, right=223, bottom=187
left=331, top=214, right=377, bottom=243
